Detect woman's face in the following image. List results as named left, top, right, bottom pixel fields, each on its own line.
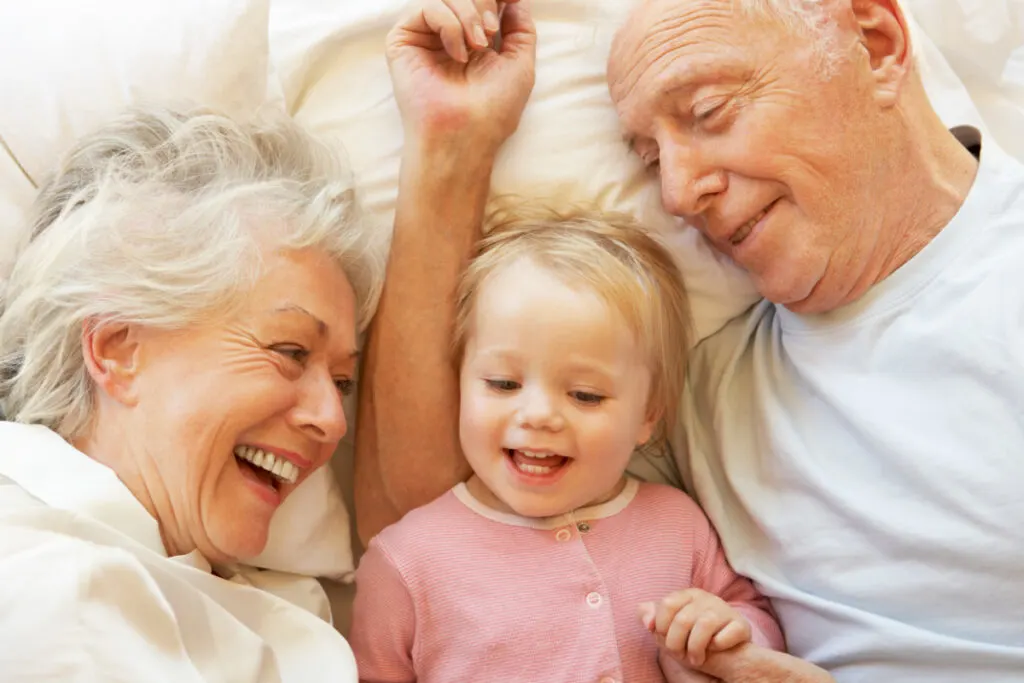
left=113, top=247, right=359, bottom=563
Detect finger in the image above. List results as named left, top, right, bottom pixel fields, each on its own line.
left=442, top=0, right=489, bottom=49
left=653, top=592, right=692, bottom=636
left=685, top=613, right=726, bottom=667
left=709, top=619, right=752, bottom=652
left=475, top=0, right=500, bottom=34
left=638, top=602, right=657, bottom=632
left=664, top=606, right=698, bottom=653
left=424, top=2, right=469, bottom=62
left=496, top=0, right=536, bottom=57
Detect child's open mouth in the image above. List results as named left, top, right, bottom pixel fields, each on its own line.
left=504, top=448, right=570, bottom=477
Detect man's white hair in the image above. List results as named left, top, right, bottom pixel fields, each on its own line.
left=734, top=0, right=844, bottom=73
left=0, top=106, right=384, bottom=439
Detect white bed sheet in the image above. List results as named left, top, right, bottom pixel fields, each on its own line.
left=0, top=0, right=1021, bottom=637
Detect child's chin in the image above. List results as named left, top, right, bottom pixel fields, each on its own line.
left=507, top=497, right=573, bottom=519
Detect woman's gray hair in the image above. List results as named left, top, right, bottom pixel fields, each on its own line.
left=0, top=106, right=384, bottom=439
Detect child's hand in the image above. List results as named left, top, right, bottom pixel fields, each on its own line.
left=638, top=589, right=752, bottom=668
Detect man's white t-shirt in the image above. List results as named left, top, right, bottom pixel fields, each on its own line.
left=674, top=132, right=1024, bottom=681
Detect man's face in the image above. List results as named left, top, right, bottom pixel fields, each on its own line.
left=608, top=0, right=892, bottom=312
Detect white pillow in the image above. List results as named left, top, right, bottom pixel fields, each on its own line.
left=0, top=0, right=357, bottom=581
left=903, top=0, right=1024, bottom=160
left=264, top=0, right=1023, bottom=587
left=270, top=0, right=1015, bottom=345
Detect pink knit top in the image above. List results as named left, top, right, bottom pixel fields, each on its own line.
left=350, top=478, right=784, bottom=683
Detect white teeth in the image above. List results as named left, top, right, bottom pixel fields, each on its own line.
left=517, top=462, right=555, bottom=475
left=508, top=449, right=565, bottom=475
left=519, top=451, right=554, bottom=459
left=732, top=205, right=772, bottom=245
left=233, top=446, right=299, bottom=485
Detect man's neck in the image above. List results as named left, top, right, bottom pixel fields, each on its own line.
left=873, top=120, right=980, bottom=284
left=788, top=97, right=980, bottom=316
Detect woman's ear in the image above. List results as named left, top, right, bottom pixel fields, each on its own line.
left=81, top=320, right=141, bottom=406
left=851, top=0, right=913, bottom=107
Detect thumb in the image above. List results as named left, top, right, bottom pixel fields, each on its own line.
left=498, top=0, right=536, bottom=56
left=637, top=601, right=657, bottom=632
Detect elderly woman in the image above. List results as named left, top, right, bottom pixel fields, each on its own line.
left=0, top=108, right=381, bottom=681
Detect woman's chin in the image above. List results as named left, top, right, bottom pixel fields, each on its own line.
left=205, top=516, right=273, bottom=565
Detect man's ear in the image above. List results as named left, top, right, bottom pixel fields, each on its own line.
left=81, top=320, right=141, bottom=406
left=851, top=0, right=913, bottom=107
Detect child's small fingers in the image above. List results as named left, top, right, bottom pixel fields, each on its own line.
left=709, top=619, right=752, bottom=652
left=637, top=602, right=657, bottom=632
left=685, top=615, right=722, bottom=667
left=654, top=590, right=696, bottom=634
left=663, top=608, right=697, bottom=652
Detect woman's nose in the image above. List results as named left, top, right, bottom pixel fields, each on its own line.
left=290, top=369, right=348, bottom=444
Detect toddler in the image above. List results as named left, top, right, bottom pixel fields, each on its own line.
left=350, top=209, right=784, bottom=682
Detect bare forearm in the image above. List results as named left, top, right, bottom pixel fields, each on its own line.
left=355, top=139, right=495, bottom=543
left=702, top=644, right=836, bottom=683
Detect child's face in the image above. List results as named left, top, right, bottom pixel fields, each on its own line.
left=459, top=257, right=658, bottom=518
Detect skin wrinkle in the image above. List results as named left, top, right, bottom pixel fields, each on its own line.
left=77, top=248, right=358, bottom=563
left=609, top=0, right=979, bottom=314
left=612, top=7, right=738, bottom=131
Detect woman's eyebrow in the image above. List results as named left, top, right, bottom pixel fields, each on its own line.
left=273, top=304, right=328, bottom=337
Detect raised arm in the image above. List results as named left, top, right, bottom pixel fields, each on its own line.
left=354, top=0, right=536, bottom=544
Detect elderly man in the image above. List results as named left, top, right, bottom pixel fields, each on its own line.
left=606, top=0, right=1024, bottom=681
left=357, top=0, right=1022, bottom=681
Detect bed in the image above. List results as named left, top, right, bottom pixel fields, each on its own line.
left=1, top=0, right=1022, bottom=637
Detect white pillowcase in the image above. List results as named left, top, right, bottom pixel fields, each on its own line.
left=0, top=0, right=356, bottom=580
left=1, top=0, right=1018, bottom=584
left=265, top=0, right=1024, bottom=580
left=271, top=0, right=1021, bottom=345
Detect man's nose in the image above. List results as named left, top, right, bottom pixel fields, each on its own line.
left=658, top=142, right=727, bottom=218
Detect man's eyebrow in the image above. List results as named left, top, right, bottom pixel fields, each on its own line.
left=274, top=304, right=328, bottom=336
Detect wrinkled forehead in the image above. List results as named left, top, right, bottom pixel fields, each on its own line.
left=608, top=0, right=744, bottom=103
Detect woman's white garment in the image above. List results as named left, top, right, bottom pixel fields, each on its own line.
left=0, top=422, right=357, bottom=683
left=676, top=130, right=1024, bottom=681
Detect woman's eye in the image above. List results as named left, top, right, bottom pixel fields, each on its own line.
left=571, top=391, right=605, bottom=405
left=485, top=378, right=520, bottom=392
left=335, top=378, right=354, bottom=397
left=272, top=345, right=309, bottom=364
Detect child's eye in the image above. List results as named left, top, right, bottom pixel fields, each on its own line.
left=485, top=378, right=520, bottom=392
left=571, top=391, right=605, bottom=405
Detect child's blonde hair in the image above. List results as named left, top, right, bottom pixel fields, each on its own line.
left=454, top=205, right=692, bottom=445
